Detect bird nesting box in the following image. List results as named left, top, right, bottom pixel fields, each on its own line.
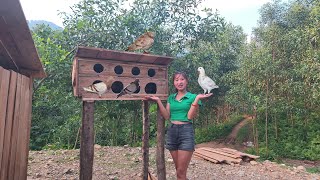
left=72, top=46, right=174, bottom=101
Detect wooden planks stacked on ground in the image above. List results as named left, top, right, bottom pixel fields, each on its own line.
left=194, top=147, right=259, bottom=165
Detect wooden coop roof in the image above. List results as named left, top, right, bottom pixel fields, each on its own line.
left=74, top=46, right=174, bottom=66
left=0, top=0, right=46, bottom=78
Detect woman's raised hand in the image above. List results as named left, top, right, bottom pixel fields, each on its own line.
left=196, top=93, right=213, bottom=99
left=144, top=95, right=160, bottom=102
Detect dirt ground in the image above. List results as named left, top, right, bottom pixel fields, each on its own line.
left=27, top=142, right=320, bottom=180
left=27, top=117, right=320, bottom=180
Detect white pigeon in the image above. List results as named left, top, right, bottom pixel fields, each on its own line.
left=116, top=79, right=140, bottom=98
left=197, top=67, right=219, bottom=94
left=83, top=76, right=114, bottom=97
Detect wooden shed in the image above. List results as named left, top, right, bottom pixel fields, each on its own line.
left=0, top=0, right=46, bottom=179
left=72, top=46, right=173, bottom=101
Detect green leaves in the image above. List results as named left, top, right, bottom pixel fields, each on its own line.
left=225, top=0, right=320, bottom=160
left=29, top=0, right=246, bottom=150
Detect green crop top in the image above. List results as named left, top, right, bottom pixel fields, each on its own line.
left=167, top=92, right=202, bottom=122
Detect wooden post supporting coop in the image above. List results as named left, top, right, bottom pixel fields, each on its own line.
left=80, top=101, right=95, bottom=180
left=142, top=100, right=150, bottom=180
left=156, top=105, right=166, bottom=180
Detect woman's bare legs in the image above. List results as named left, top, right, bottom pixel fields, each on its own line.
left=170, top=150, right=193, bottom=180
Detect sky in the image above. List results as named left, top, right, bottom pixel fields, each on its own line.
left=20, top=0, right=271, bottom=36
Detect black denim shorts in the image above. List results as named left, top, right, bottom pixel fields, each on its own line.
left=165, top=123, right=195, bottom=151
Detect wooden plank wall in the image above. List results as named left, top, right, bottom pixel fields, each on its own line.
left=75, top=58, right=169, bottom=101
left=0, top=66, right=33, bottom=180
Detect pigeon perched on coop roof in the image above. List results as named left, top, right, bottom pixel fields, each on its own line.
left=126, top=31, right=155, bottom=54
left=197, top=67, right=219, bottom=94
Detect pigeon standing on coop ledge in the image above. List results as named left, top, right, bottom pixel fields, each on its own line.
left=197, top=67, right=219, bottom=94
left=83, top=76, right=114, bottom=98
left=125, top=31, right=155, bottom=54
left=116, top=79, right=140, bottom=98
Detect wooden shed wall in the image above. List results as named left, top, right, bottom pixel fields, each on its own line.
left=0, top=66, right=33, bottom=180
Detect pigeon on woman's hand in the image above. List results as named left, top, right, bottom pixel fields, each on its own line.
left=117, top=79, right=140, bottom=98
left=125, top=32, right=155, bottom=54
left=197, top=67, right=219, bottom=94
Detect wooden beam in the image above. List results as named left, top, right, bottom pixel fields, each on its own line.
left=142, top=100, right=150, bottom=180
left=193, top=152, right=219, bottom=163
left=16, top=74, right=32, bottom=180
left=220, top=148, right=260, bottom=159
left=82, top=94, right=168, bottom=101
left=198, top=147, right=240, bottom=159
left=0, top=70, right=17, bottom=180
left=0, top=67, right=10, bottom=173
left=156, top=104, right=166, bottom=180
left=195, top=148, right=242, bottom=164
left=7, top=73, right=22, bottom=179
left=0, top=39, right=18, bottom=71
left=13, top=74, right=29, bottom=180
left=0, top=0, right=46, bottom=78
left=0, top=16, right=19, bottom=71
left=75, top=46, right=173, bottom=66
left=80, top=101, right=95, bottom=180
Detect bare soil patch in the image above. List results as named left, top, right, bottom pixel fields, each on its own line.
left=27, top=115, right=319, bottom=179
left=27, top=145, right=320, bottom=180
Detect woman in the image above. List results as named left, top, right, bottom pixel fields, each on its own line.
left=145, top=71, right=212, bottom=180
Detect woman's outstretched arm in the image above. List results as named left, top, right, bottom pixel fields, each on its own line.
left=187, top=93, right=213, bottom=119
left=145, top=96, right=170, bottom=120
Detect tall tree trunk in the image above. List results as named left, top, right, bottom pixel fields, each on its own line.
left=131, top=111, right=135, bottom=146
left=265, top=79, right=269, bottom=156
left=253, top=105, right=259, bottom=155
left=274, top=114, right=278, bottom=140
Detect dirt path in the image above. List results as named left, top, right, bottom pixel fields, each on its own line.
left=226, top=115, right=252, bottom=144
left=197, top=115, right=253, bottom=151
left=196, top=114, right=320, bottom=172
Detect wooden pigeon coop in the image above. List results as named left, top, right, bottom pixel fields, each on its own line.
left=72, top=46, right=173, bottom=180
left=72, top=46, right=174, bottom=101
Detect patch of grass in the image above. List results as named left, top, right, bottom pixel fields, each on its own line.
left=48, top=150, right=61, bottom=155
left=306, top=167, right=320, bottom=174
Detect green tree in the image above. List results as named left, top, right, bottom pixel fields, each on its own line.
left=30, top=0, right=245, bottom=150
left=226, top=0, right=320, bottom=160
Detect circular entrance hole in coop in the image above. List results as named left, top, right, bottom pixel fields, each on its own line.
left=93, top=64, right=104, bottom=73
left=114, top=65, right=123, bottom=75
left=92, top=80, right=102, bottom=84
left=148, top=69, right=156, bottom=77
left=111, top=81, right=123, bottom=93
left=134, top=86, right=140, bottom=93
left=131, top=67, right=140, bottom=75
left=145, top=83, right=157, bottom=94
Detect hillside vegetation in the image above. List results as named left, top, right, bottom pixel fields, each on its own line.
left=30, top=0, right=320, bottom=162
